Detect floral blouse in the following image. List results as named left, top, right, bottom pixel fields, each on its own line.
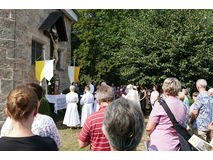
left=0, top=114, right=61, bottom=149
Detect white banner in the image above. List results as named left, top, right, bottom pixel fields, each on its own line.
left=44, top=60, right=54, bottom=82
left=68, top=66, right=74, bottom=84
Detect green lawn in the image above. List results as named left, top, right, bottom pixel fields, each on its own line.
left=57, top=119, right=149, bottom=151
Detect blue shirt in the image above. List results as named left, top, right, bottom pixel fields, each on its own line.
left=181, top=101, right=189, bottom=128
left=184, top=96, right=189, bottom=108
left=193, top=91, right=212, bottom=131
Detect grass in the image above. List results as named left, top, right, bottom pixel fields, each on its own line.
left=57, top=119, right=149, bottom=151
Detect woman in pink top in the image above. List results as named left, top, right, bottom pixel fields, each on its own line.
left=146, top=78, right=186, bottom=151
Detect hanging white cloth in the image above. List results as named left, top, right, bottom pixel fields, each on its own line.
left=68, top=66, right=74, bottom=84
left=44, top=60, right=54, bottom=85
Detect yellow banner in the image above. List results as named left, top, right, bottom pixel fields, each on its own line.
left=74, top=67, right=80, bottom=83
left=35, top=61, right=45, bottom=82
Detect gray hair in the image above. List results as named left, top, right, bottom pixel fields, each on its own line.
left=196, top=79, right=207, bottom=89
left=96, top=85, right=115, bottom=102
left=208, top=88, right=213, bottom=94
left=162, top=78, right=181, bottom=96
left=103, top=97, right=145, bottom=151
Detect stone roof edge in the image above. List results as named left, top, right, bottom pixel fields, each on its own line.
left=61, top=9, right=80, bottom=22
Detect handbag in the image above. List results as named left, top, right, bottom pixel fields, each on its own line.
left=158, top=98, right=193, bottom=151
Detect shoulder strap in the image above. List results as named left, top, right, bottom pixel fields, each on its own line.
left=158, top=98, right=179, bottom=126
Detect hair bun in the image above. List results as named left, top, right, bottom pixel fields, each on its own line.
left=15, top=94, right=29, bottom=109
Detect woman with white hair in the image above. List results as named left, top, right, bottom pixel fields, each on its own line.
left=63, top=85, right=80, bottom=128
left=146, top=78, right=186, bottom=151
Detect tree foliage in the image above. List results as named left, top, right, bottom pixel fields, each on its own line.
left=72, top=9, right=213, bottom=92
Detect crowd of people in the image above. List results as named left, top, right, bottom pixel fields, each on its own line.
left=1, top=78, right=213, bottom=151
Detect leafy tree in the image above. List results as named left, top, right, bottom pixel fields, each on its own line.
left=72, top=9, right=213, bottom=92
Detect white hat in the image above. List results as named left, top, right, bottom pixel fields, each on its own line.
left=127, top=84, right=133, bottom=89
left=208, top=88, right=213, bottom=94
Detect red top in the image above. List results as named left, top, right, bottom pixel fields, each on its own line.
left=78, top=106, right=110, bottom=151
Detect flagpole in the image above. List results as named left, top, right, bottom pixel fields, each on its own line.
left=74, top=58, right=75, bottom=85
left=43, top=47, right=48, bottom=95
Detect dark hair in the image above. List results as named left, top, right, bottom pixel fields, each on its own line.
left=103, top=97, right=145, bottom=150
left=192, top=92, right=199, bottom=97
left=7, top=86, right=38, bottom=121
left=26, top=83, right=43, bottom=101
left=153, top=85, right=158, bottom=90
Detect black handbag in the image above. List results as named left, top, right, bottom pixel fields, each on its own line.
left=158, top=98, right=193, bottom=151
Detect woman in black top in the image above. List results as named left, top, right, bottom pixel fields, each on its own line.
left=0, top=86, right=58, bottom=151
left=139, top=86, right=146, bottom=115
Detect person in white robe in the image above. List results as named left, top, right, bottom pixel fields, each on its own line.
left=93, top=93, right=100, bottom=113
left=80, top=86, right=94, bottom=127
left=88, top=79, right=94, bottom=94
left=123, top=84, right=141, bottom=108
left=63, top=85, right=80, bottom=128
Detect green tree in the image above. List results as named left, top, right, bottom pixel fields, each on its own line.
left=72, top=9, right=213, bottom=92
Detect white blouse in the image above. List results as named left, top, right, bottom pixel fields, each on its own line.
left=0, top=114, right=61, bottom=149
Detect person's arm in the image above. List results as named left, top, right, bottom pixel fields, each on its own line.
left=80, top=94, right=85, bottom=105
left=190, top=109, right=199, bottom=124
left=78, top=139, right=89, bottom=148
left=78, top=118, right=91, bottom=149
left=190, top=95, right=201, bottom=124
left=146, top=121, right=157, bottom=135
left=66, top=94, right=69, bottom=104
left=49, top=33, right=56, bottom=45
left=142, top=90, right=146, bottom=100
left=207, top=122, right=213, bottom=130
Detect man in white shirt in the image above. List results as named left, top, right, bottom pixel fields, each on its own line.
left=88, top=79, right=94, bottom=94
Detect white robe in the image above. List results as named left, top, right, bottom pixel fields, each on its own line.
left=80, top=91, right=94, bottom=127
left=125, top=90, right=141, bottom=108
left=93, top=94, right=99, bottom=113
left=89, top=84, right=94, bottom=94
left=63, top=92, right=80, bottom=127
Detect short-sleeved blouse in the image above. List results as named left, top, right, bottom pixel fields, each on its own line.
left=0, top=114, right=61, bottom=149
left=149, top=96, right=186, bottom=151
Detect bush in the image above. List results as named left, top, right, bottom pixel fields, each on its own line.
left=39, top=97, right=52, bottom=116
left=62, top=88, right=70, bottom=94
left=188, top=96, right=194, bottom=106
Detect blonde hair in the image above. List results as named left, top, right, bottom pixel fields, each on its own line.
left=85, top=86, right=90, bottom=91
left=6, top=86, right=38, bottom=121
left=70, top=85, right=75, bottom=92
left=178, top=92, right=185, bottom=102
left=162, top=78, right=181, bottom=96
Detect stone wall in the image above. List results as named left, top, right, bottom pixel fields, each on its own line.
left=0, top=10, right=16, bottom=128
left=0, top=9, right=73, bottom=129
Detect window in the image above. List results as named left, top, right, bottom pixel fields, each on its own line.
left=31, top=40, right=43, bottom=64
